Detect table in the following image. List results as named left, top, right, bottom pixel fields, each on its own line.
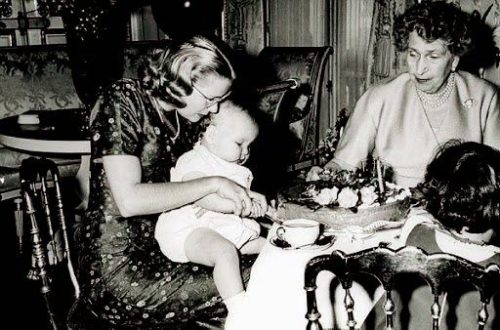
left=0, top=109, right=90, bottom=154
left=231, top=224, right=404, bottom=330
left=0, top=109, right=91, bottom=206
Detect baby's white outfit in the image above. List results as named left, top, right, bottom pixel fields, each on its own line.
left=155, top=144, right=261, bottom=262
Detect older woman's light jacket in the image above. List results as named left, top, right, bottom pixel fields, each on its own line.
left=331, top=71, right=500, bottom=187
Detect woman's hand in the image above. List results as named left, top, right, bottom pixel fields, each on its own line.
left=213, top=177, right=253, bottom=216
left=248, top=190, right=268, bottom=218
left=306, top=166, right=323, bottom=182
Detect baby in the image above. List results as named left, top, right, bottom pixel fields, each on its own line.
left=155, top=100, right=267, bottom=324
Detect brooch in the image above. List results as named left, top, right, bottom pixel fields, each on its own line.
left=463, top=99, right=474, bottom=108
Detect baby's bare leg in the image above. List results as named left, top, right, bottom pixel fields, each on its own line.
left=184, top=227, right=243, bottom=299
left=240, top=236, right=266, bottom=255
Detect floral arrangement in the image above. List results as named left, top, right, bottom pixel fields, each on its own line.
left=283, top=108, right=410, bottom=212
left=315, top=108, right=349, bottom=165
left=285, top=165, right=411, bottom=212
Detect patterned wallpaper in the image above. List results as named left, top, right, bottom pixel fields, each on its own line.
left=0, top=47, right=82, bottom=119
left=367, top=0, right=500, bottom=87
left=0, top=42, right=167, bottom=119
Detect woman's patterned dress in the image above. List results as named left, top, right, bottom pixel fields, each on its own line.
left=76, top=78, right=255, bottom=328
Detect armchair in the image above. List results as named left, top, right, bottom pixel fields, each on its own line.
left=256, top=46, right=332, bottom=171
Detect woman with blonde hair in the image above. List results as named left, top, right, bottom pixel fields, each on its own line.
left=75, top=35, right=267, bottom=328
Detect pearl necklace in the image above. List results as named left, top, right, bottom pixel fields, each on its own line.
left=152, top=96, right=181, bottom=142
left=415, top=72, right=455, bottom=110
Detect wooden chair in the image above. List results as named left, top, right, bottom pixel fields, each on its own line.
left=1, top=154, right=81, bottom=257
left=19, top=157, right=79, bottom=330
left=304, top=246, right=500, bottom=330
left=256, top=46, right=332, bottom=171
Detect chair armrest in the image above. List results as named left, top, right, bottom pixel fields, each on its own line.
left=257, top=78, right=301, bottom=94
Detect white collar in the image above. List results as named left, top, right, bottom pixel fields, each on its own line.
left=435, top=230, right=500, bottom=263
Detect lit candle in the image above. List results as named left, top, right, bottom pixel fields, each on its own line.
left=376, top=158, right=385, bottom=195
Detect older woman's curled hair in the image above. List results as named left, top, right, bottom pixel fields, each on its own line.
left=393, top=1, right=473, bottom=57
left=422, top=140, right=500, bottom=234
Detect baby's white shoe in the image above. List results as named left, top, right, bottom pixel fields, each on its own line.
left=224, top=291, right=246, bottom=330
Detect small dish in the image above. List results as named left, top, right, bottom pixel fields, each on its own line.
left=17, top=114, right=40, bottom=125
left=270, top=234, right=336, bottom=251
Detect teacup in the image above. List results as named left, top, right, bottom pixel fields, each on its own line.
left=276, top=218, right=320, bottom=247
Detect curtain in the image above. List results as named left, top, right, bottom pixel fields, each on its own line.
left=366, top=0, right=413, bottom=87
left=266, top=0, right=328, bottom=47
left=365, top=0, right=500, bottom=89
left=335, top=0, right=375, bottom=113
left=454, top=0, right=500, bottom=85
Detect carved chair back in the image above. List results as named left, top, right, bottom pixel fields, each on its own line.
left=304, top=246, right=500, bottom=330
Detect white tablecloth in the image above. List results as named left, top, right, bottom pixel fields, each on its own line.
left=231, top=225, right=402, bottom=330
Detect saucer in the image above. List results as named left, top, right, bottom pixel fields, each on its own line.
left=323, top=219, right=406, bottom=240
left=270, top=235, right=336, bottom=251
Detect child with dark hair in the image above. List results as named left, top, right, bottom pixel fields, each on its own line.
left=401, top=140, right=500, bottom=259
left=392, top=140, right=500, bottom=329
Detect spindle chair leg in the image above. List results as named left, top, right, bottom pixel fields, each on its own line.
left=305, top=283, right=323, bottom=330
left=477, top=301, right=489, bottom=330
left=14, top=198, right=24, bottom=255
left=50, top=167, right=80, bottom=297
left=344, top=287, right=356, bottom=330
left=25, top=189, right=58, bottom=330
left=384, top=290, right=395, bottom=330
left=40, top=175, right=58, bottom=265
left=431, top=295, right=441, bottom=330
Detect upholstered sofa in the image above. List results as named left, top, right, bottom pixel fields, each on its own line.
left=0, top=41, right=168, bottom=200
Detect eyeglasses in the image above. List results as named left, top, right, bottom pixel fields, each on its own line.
left=192, top=84, right=231, bottom=108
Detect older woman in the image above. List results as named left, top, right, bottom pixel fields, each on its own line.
left=328, top=1, right=500, bottom=187
left=75, top=35, right=267, bottom=328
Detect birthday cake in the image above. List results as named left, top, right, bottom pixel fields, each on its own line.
left=277, top=167, right=411, bottom=230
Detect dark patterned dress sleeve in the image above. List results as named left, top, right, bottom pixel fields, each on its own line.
left=91, top=79, right=143, bottom=157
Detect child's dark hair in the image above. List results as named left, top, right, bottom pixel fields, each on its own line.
left=422, top=140, right=500, bottom=234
